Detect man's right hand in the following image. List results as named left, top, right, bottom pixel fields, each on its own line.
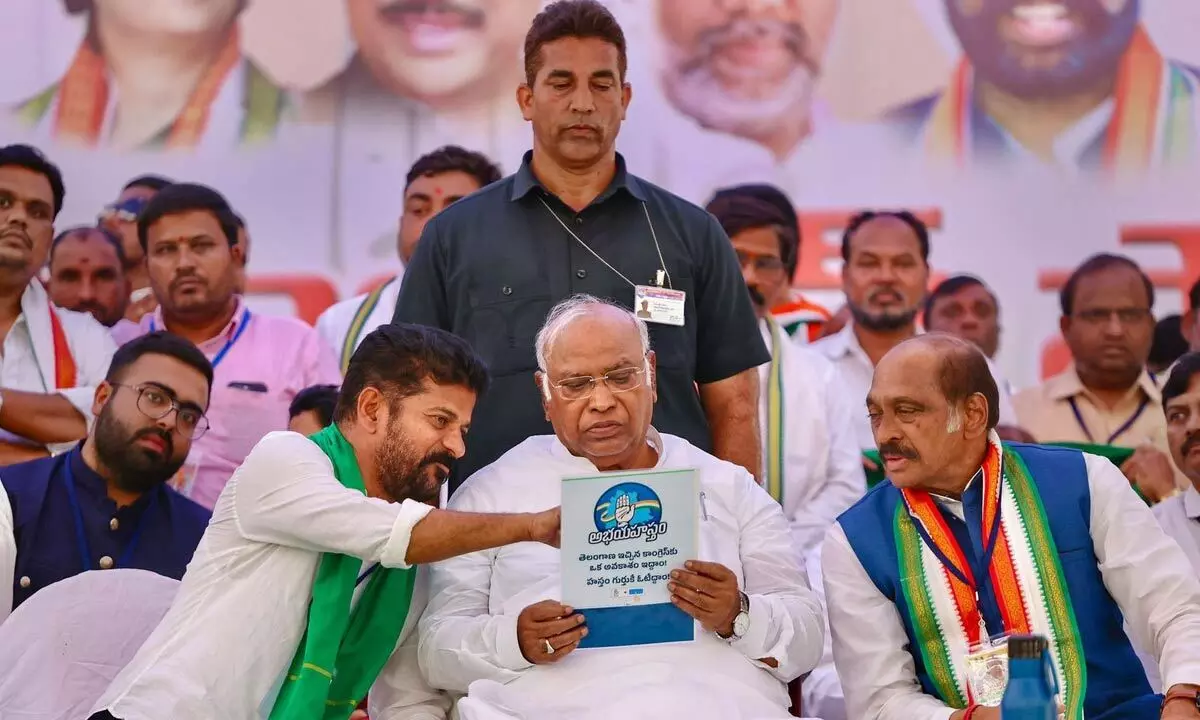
left=517, top=599, right=587, bottom=665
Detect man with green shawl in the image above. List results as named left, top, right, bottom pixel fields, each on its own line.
left=90, top=323, right=561, bottom=720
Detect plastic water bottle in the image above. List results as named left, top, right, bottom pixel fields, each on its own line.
left=1001, top=634, right=1058, bottom=720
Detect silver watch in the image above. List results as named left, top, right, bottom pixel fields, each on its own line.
left=726, top=591, right=750, bottom=641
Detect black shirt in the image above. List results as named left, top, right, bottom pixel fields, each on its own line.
left=393, top=151, right=769, bottom=490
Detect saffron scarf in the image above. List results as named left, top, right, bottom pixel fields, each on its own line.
left=894, top=432, right=1086, bottom=716
left=924, top=26, right=1197, bottom=173
left=48, top=306, right=76, bottom=389
left=268, top=425, right=417, bottom=720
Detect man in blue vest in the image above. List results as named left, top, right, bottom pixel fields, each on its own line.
left=822, top=333, right=1200, bottom=720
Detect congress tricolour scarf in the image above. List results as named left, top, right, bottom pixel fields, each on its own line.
left=894, top=432, right=1086, bottom=717
left=269, top=425, right=417, bottom=720
left=924, top=26, right=1197, bottom=173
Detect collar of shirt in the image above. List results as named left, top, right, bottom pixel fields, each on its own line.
left=820, top=322, right=899, bottom=369
left=1045, top=363, right=1161, bottom=405
left=1185, top=485, right=1200, bottom=521
left=509, top=150, right=648, bottom=205
left=147, top=295, right=248, bottom=352
left=967, top=70, right=1115, bottom=167
left=547, top=425, right=665, bottom=469
left=928, top=467, right=983, bottom=522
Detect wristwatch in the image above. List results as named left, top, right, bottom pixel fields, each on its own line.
left=1161, top=688, right=1200, bottom=713
left=723, top=591, right=750, bottom=641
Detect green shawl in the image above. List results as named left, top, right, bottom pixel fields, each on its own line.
left=269, top=425, right=418, bottom=719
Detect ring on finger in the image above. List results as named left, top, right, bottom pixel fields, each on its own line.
left=543, top=638, right=555, bottom=654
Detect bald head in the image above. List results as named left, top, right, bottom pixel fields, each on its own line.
left=535, top=295, right=651, bottom=373
left=881, top=334, right=1000, bottom=430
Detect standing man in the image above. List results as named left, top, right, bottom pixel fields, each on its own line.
left=130, top=183, right=341, bottom=509
left=1, top=332, right=213, bottom=619
left=923, top=275, right=1001, bottom=360
left=824, top=334, right=1200, bottom=720
left=46, top=226, right=141, bottom=343
left=811, top=211, right=1016, bottom=450
left=317, top=146, right=502, bottom=371
left=0, top=145, right=118, bottom=465
left=99, top=176, right=173, bottom=325
left=1158, top=352, right=1200, bottom=573
left=707, top=183, right=831, bottom=344
left=1014, top=254, right=1182, bottom=502
left=90, top=324, right=561, bottom=719
left=706, top=191, right=863, bottom=555
left=394, top=0, right=768, bottom=492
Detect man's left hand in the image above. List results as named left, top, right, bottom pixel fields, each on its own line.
left=668, top=560, right=741, bottom=637
left=1120, top=446, right=1177, bottom=503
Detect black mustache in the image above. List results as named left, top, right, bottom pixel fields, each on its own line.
left=422, top=451, right=456, bottom=473
left=746, top=284, right=766, bottom=307
left=1183, top=433, right=1200, bottom=457
left=379, top=0, right=485, bottom=26
left=879, top=441, right=919, bottom=460
left=0, top=228, right=31, bottom=248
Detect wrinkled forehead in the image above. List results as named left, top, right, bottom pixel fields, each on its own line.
left=868, top=348, right=944, bottom=404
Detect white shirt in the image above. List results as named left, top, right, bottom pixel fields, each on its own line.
left=799, top=544, right=846, bottom=720
left=810, top=323, right=1016, bottom=449
left=0, top=486, right=13, bottom=625
left=315, top=276, right=402, bottom=364
left=417, top=432, right=825, bottom=720
left=92, top=431, right=443, bottom=720
left=758, top=321, right=865, bottom=556
left=2, top=281, right=116, bottom=454
left=1154, top=485, right=1200, bottom=574
left=822, top=452, right=1200, bottom=720
left=0, top=569, right=178, bottom=720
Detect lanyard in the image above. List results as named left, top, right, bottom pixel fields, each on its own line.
left=1067, top=395, right=1149, bottom=445
left=151, top=307, right=252, bottom=369
left=538, top=197, right=673, bottom=290
left=62, top=458, right=158, bottom=572
left=902, top=474, right=1005, bottom=637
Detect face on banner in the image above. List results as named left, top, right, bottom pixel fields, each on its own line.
left=75, top=0, right=244, bottom=35
left=346, top=0, right=540, bottom=107
left=945, top=0, right=1140, bottom=98
left=656, top=0, right=838, bottom=151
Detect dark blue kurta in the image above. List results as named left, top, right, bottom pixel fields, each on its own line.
left=3, top=446, right=210, bottom=610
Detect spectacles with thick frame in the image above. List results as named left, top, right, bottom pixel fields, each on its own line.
left=110, top=383, right=210, bottom=439
left=546, top=362, right=651, bottom=401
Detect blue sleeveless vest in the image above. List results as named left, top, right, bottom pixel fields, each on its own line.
left=838, top=443, right=1159, bottom=719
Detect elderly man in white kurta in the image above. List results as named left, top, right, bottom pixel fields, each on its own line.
left=418, top=295, right=824, bottom=720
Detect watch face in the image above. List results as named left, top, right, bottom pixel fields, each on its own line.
left=733, top=612, right=750, bottom=638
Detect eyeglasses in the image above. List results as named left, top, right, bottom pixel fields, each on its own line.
left=735, top=251, right=786, bottom=274
left=97, top=197, right=148, bottom=224
left=1074, top=308, right=1152, bottom=326
left=112, top=383, right=209, bottom=439
left=547, top=365, right=648, bottom=401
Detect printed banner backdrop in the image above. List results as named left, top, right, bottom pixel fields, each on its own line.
left=1, top=0, right=1198, bottom=390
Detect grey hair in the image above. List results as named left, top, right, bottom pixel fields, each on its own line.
left=535, top=294, right=652, bottom=372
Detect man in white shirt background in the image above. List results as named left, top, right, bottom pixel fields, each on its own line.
left=317, top=145, right=502, bottom=373
left=1158, top=351, right=1200, bottom=573
left=90, top=324, right=562, bottom=720
left=418, top=295, right=824, bottom=720
left=706, top=190, right=863, bottom=556
left=0, top=144, right=117, bottom=465
left=811, top=210, right=1021, bottom=452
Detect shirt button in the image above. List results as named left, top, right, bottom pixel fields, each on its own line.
left=110, top=517, right=119, bottom=531
left=501, top=286, right=513, bottom=296
left=18, top=576, right=30, bottom=588
left=574, top=216, right=583, bottom=225
left=576, top=269, right=587, bottom=279
left=99, top=556, right=114, bottom=570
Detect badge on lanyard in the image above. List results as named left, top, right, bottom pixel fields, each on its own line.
left=634, top=278, right=686, bottom=327
left=965, top=634, right=1011, bottom=706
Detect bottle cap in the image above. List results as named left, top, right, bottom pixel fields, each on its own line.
left=1007, top=634, right=1048, bottom=659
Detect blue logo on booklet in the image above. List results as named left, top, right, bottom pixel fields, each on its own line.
left=587, top=483, right=669, bottom=547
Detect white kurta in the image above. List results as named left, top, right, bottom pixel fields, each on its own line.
left=2, top=281, right=116, bottom=454
left=1154, top=485, right=1200, bottom=574
left=417, top=432, right=825, bottom=720
left=822, top=452, right=1200, bottom=720
left=810, top=323, right=1017, bottom=450
left=757, top=320, right=865, bottom=556
left=91, top=431, right=445, bottom=720
left=315, top=275, right=403, bottom=363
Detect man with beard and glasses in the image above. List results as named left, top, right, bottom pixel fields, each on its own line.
left=889, top=0, right=1200, bottom=173
left=127, top=183, right=341, bottom=510
left=90, top=323, right=562, bottom=720
left=824, top=333, right=1200, bottom=720
left=0, top=145, right=118, bottom=467
left=46, top=226, right=137, bottom=340
left=395, top=0, right=768, bottom=497
left=0, top=331, right=212, bottom=623
left=811, top=211, right=1018, bottom=452
left=1014, top=254, right=1184, bottom=503
left=419, top=296, right=823, bottom=720
left=706, top=191, right=863, bottom=556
